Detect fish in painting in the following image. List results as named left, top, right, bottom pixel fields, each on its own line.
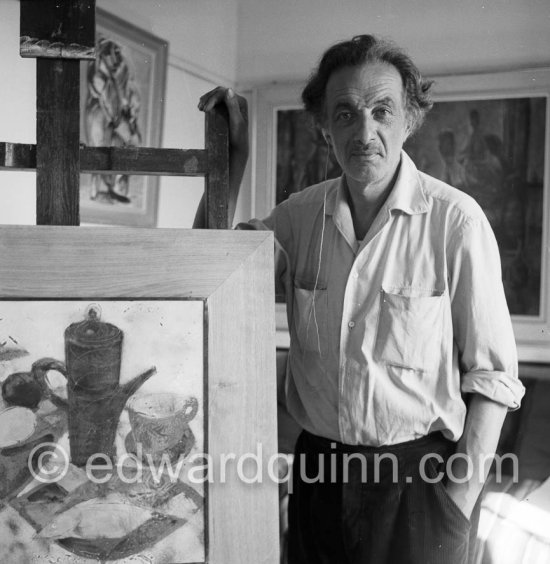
left=39, top=498, right=162, bottom=540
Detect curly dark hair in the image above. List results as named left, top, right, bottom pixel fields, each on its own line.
left=302, top=35, right=433, bottom=135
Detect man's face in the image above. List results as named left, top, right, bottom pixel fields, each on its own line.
left=323, top=61, right=410, bottom=193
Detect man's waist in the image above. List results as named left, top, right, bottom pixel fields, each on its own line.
left=300, top=428, right=455, bottom=461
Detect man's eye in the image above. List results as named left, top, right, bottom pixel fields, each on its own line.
left=336, top=111, right=353, bottom=122
left=375, top=107, right=392, bottom=118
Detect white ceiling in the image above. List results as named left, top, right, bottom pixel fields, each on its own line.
left=236, top=0, right=550, bottom=86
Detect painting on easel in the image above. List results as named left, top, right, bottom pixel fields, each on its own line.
left=0, top=300, right=206, bottom=563
left=79, top=9, right=168, bottom=227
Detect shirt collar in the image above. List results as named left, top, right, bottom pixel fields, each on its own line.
left=326, top=150, right=429, bottom=219
left=327, top=177, right=356, bottom=250
left=383, top=151, right=430, bottom=215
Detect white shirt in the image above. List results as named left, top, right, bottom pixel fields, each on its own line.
left=250, top=151, right=525, bottom=446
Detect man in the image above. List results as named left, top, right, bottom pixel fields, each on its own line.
left=196, top=35, right=524, bottom=564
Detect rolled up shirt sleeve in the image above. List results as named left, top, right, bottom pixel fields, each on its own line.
left=447, top=211, right=525, bottom=410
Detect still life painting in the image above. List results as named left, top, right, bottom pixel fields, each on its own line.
left=0, top=300, right=206, bottom=563
left=79, top=9, right=168, bottom=227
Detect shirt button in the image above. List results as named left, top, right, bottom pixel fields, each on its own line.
left=348, top=321, right=355, bottom=328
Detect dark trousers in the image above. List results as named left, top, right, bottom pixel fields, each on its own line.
left=288, top=430, right=481, bottom=564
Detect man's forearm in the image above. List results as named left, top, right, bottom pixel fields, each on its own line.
left=445, top=394, right=508, bottom=518
left=194, top=88, right=250, bottom=229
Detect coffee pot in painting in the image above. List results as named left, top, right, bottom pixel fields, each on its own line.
left=35, top=305, right=155, bottom=466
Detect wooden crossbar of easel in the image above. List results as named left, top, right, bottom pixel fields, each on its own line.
left=0, top=0, right=230, bottom=229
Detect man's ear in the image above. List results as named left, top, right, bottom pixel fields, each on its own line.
left=404, top=113, right=414, bottom=141
left=321, top=128, right=332, bottom=147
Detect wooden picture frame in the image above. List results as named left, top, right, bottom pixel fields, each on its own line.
left=253, top=69, right=550, bottom=362
left=79, top=9, right=168, bottom=227
left=0, top=227, right=278, bottom=563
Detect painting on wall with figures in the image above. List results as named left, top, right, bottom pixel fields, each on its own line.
left=79, top=9, right=168, bottom=227
left=405, top=96, right=546, bottom=317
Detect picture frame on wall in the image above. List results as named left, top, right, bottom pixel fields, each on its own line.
left=79, top=9, right=168, bottom=227
left=275, top=109, right=341, bottom=205
left=404, top=97, right=546, bottom=320
left=0, top=226, right=278, bottom=563
left=254, top=69, right=550, bottom=361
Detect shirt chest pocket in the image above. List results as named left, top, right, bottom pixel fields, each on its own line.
left=293, top=280, right=329, bottom=359
left=374, top=288, right=446, bottom=371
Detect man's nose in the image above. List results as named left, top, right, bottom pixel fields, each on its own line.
left=355, top=110, right=376, bottom=144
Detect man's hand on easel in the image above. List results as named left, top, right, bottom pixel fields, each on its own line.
left=194, top=87, right=249, bottom=228
left=198, top=87, right=249, bottom=162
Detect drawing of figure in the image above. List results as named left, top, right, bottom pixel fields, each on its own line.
left=84, top=36, right=142, bottom=204
left=496, top=196, right=529, bottom=314
left=463, top=109, right=487, bottom=163
left=460, top=109, right=491, bottom=193
left=484, top=133, right=517, bottom=192
left=437, top=130, right=468, bottom=188
left=458, top=111, right=507, bottom=225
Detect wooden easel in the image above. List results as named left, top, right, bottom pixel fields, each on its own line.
left=0, top=0, right=230, bottom=228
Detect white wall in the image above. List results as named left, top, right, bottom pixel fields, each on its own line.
left=0, top=0, right=241, bottom=227
left=99, top=0, right=242, bottom=227
left=236, top=0, right=550, bottom=86
left=100, top=0, right=239, bottom=86
left=0, top=0, right=37, bottom=224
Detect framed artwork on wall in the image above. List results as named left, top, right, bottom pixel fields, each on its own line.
left=0, top=227, right=278, bottom=563
left=405, top=96, right=546, bottom=319
left=275, top=109, right=341, bottom=205
left=79, top=9, right=168, bottom=227
left=254, top=69, right=550, bottom=361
